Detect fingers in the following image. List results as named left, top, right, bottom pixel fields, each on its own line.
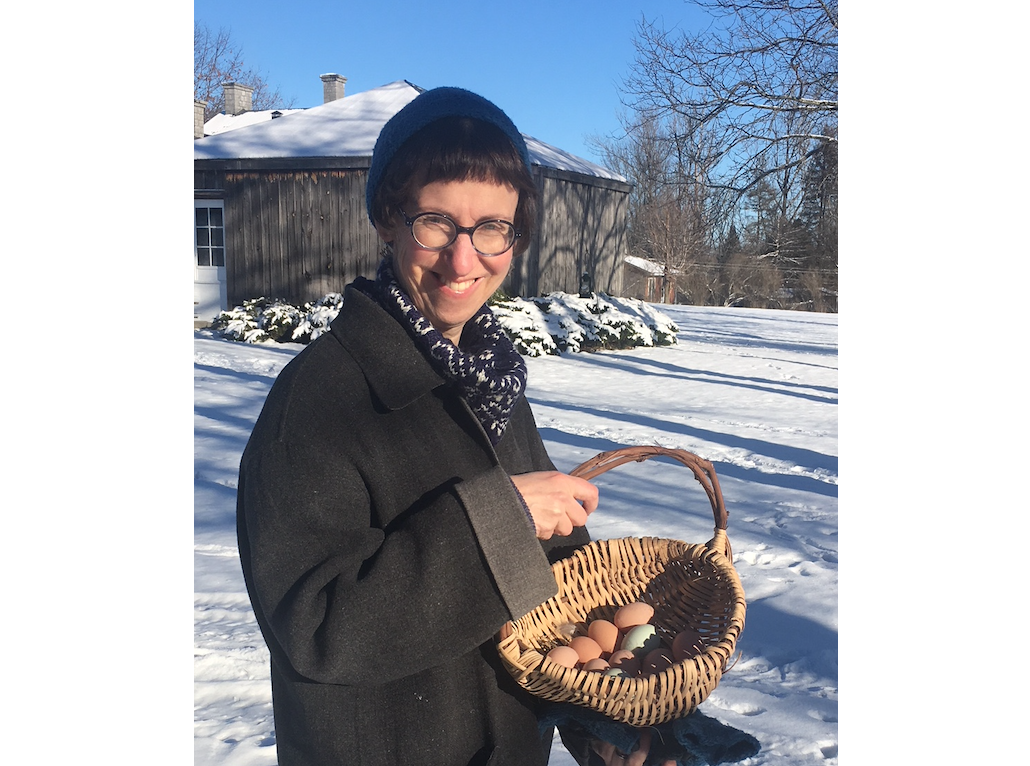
left=626, top=729, right=651, bottom=766
left=575, top=477, right=599, bottom=514
left=589, top=729, right=652, bottom=766
left=589, top=740, right=626, bottom=766
left=510, top=471, right=598, bottom=540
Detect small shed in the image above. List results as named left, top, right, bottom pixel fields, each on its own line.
left=622, top=255, right=679, bottom=304
left=193, top=80, right=632, bottom=322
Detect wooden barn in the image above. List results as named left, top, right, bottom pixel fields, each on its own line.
left=622, top=255, right=680, bottom=304
left=193, top=79, right=632, bottom=323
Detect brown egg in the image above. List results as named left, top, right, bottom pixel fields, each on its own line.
left=570, top=635, right=604, bottom=664
left=607, top=648, right=641, bottom=676
left=672, top=628, right=705, bottom=661
left=545, top=645, right=581, bottom=669
left=613, top=601, right=655, bottom=630
left=587, top=619, right=620, bottom=655
left=583, top=658, right=611, bottom=673
left=641, top=647, right=675, bottom=677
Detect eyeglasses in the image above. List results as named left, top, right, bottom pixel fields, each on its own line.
left=398, top=207, right=520, bottom=257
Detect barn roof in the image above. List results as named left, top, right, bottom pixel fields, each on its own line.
left=624, top=255, right=671, bottom=276
left=203, top=108, right=306, bottom=135
left=194, top=80, right=627, bottom=183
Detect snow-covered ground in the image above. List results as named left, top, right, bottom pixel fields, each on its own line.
left=194, top=303, right=838, bottom=765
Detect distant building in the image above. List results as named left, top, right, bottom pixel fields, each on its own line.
left=622, top=255, right=679, bottom=304
left=193, top=78, right=632, bottom=324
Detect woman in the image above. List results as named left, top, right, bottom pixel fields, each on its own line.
left=237, top=86, right=666, bottom=766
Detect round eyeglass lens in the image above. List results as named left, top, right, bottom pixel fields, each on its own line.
left=471, top=221, right=516, bottom=255
left=411, top=214, right=515, bottom=255
left=411, top=215, right=454, bottom=249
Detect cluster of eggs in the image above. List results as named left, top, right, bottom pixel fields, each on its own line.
left=544, top=601, right=706, bottom=678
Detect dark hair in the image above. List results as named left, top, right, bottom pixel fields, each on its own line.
left=370, top=116, right=539, bottom=256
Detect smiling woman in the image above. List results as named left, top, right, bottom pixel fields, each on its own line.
left=234, top=86, right=674, bottom=766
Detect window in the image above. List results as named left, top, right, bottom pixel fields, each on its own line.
left=195, top=203, right=225, bottom=267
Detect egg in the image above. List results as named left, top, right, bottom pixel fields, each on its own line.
left=621, top=624, right=661, bottom=657
left=672, top=628, right=705, bottom=661
left=641, top=647, right=675, bottom=676
left=607, top=649, right=641, bottom=676
left=587, top=619, right=620, bottom=655
left=603, top=667, right=629, bottom=678
left=614, top=601, right=655, bottom=630
left=545, top=645, right=581, bottom=669
left=570, top=635, right=604, bottom=664
left=583, top=658, right=611, bottom=673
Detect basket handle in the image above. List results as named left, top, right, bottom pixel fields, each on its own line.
left=570, top=445, right=729, bottom=534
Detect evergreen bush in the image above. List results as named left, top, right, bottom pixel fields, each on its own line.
left=205, top=291, right=678, bottom=356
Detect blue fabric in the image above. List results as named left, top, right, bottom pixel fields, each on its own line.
left=365, top=86, right=532, bottom=222
left=540, top=703, right=761, bottom=766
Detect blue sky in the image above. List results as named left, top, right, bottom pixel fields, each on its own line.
left=194, top=0, right=709, bottom=166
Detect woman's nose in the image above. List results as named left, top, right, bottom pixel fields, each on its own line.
left=442, top=231, right=480, bottom=275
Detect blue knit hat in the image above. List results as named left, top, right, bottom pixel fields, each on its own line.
left=365, top=86, right=532, bottom=223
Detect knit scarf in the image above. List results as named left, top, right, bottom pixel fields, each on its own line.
left=360, top=257, right=528, bottom=446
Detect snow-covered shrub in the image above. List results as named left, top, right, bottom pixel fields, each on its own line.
left=491, top=292, right=679, bottom=356
left=489, top=298, right=559, bottom=356
left=209, top=297, right=288, bottom=344
left=209, top=294, right=343, bottom=345
left=598, top=294, right=680, bottom=347
left=260, top=301, right=305, bottom=342
left=291, top=292, right=343, bottom=343
left=207, top=290, right=678, bottom=357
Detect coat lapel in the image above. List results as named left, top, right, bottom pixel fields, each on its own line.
left=330, top=285, right=446, bottom=411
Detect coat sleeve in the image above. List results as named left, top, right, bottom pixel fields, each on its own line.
left=505, top=396, right=593, bottom=562
left=237, top=416, right=559, bottom=688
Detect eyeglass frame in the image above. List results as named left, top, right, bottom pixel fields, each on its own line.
left=397, top=206, right=521, bottom=257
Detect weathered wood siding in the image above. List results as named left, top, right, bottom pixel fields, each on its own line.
left=510, top=167, right=630, bottom=297
left=220, top=168, right=380, bottom=306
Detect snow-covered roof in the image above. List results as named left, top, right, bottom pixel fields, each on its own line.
left=204, top=109, right=306, bottom=136
left=194, top=80, right=627, bottom=183
left=624, top=255, right=668, bottom=276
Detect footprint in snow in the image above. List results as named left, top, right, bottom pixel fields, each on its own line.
left=728, top=702, right=765, bottom=716
left=808, top=709, right=838, bottom=723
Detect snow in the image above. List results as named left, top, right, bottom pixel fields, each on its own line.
left=195, top=302, right=839, bottom=765
left=203, top=109, right=306, bottom=136
left=193, top=80, right=628, bottom=182
left=624, top=255, right=668, bottom=276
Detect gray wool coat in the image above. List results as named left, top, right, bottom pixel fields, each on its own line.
left=237, top=282, right=592, bottom=766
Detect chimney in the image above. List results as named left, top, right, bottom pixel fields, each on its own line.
left=194, top=99, right=207, bottom=139
left=321, top=73, right=347, bottom=103
left=222, top=81, right=254, bottom=115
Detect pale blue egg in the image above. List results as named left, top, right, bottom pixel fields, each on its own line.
left=621, top=624, right=661, bottom=657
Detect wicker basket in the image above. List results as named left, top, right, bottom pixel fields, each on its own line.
left=496, top=445, right=746, bottom=727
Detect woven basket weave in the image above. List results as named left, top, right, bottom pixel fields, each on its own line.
left=496, top=446, right=746, bottom=727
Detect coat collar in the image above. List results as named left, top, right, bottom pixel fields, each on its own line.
left=330, top=283, right=446, bottom=411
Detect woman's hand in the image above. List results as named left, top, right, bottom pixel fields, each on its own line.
left=590, top=728, right=676, bottom=766
left=510, top=471, right=598, bottom=539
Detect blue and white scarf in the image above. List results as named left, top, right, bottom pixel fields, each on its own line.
left=363, top=256, right=527, bottom=445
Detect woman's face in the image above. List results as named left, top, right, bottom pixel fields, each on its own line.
left=376, top=179, right=519, bottom=345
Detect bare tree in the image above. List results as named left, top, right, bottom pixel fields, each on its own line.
left=194, top=22, right=293, bottom=121
left=723, top=251, right=784, bottom=308
left=625, top=0, right=837, bottom=199
left=592, top=112, right=730, bottom=304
